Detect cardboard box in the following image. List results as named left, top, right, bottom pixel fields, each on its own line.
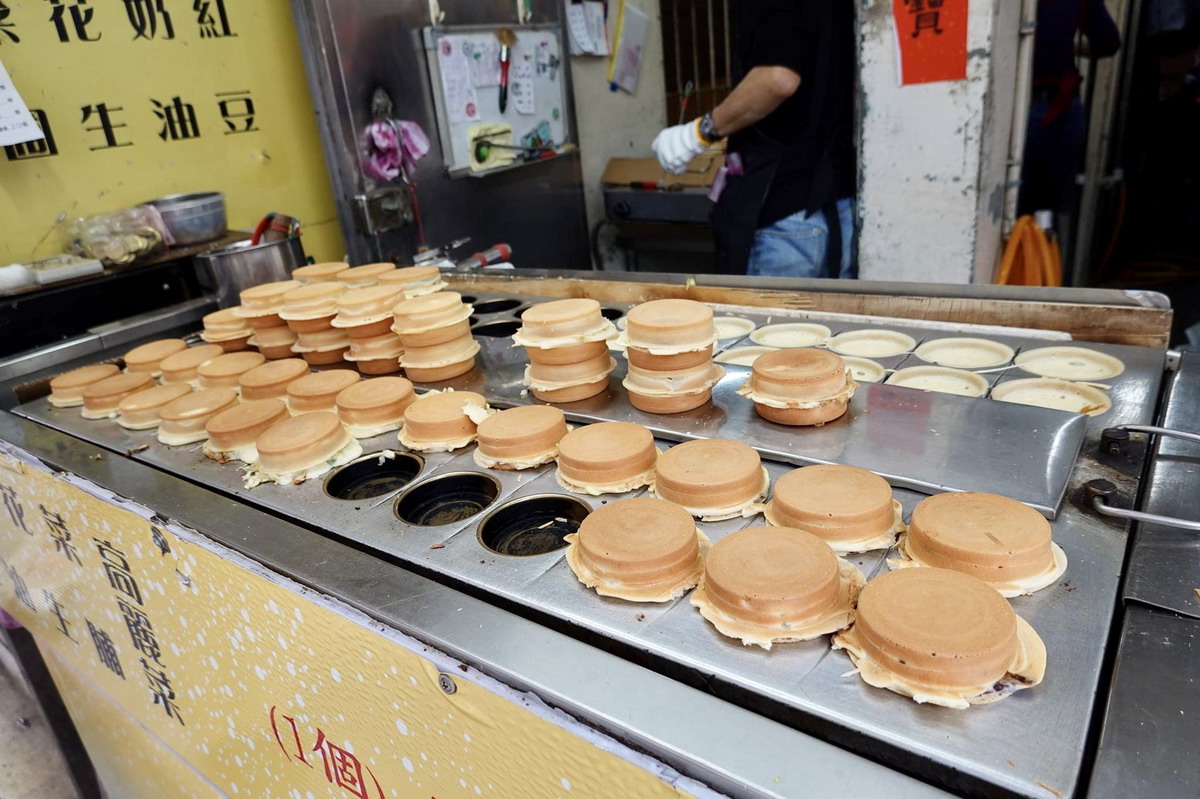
left=601, top=151, right=723, bottom=189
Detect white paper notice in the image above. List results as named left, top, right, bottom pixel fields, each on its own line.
left=566, top=2, right=593, bottom=55
left=0, top=59, right=41, bottom=147
left=437, top=37, right=480, bottom=124
left=511, top=61, right=536, bottom=115
left=467, top=38, right=502, bottom=88
left=610, top=1, right=649, bottom=94
left=584, top=1, right=609, bottom=56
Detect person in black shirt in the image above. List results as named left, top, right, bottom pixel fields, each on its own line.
left=651, top=1, right=856, bottom=278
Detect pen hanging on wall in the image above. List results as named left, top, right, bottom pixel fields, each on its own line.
left=496, top=28, right=517, bottom=113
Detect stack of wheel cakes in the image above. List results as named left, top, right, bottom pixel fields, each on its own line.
left=200, top=308, right=254, bottom=352
left=392, top=292, right=479, bottom=382
left=378, top=265, right=447, bottom=298
left=332, top=284, right=406, bottom=375
left=279, top=281, right=351, bottom=365
left=619, top=299, right=724, bottom=413
left=291, top=261, right=349, bottom=285
left=235, top=280, right=302, bottom=358
left=737, top=347, right=857, bottom=425
left=511, top=299, right=617, bottom=402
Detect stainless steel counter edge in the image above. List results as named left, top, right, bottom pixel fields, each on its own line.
left=0, top=412, right=950, bottom=799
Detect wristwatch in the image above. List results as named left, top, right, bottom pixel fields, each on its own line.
left=697, top=112, right=724, bottom=145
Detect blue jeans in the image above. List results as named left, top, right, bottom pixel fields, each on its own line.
left=747, top=197, right=857, bottom=279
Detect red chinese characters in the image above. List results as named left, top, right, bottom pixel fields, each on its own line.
left=270, top=706, right=384, bottom=799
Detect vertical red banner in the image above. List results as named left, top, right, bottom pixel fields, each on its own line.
left=893, top=0, right=969, bottom=85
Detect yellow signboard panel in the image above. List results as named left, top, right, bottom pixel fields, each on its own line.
left=0, top=0, right=344, bottom=263
left=42, top=646, right=223, bottom=799
left=0, top=446, right=697, bottom=798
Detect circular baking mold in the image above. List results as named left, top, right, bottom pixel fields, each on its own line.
left=841, top=357, right=886, bottom=383
left=713, top=346, right=778, bottom=367
left=913, top=337, right=1014, bottom=369
left=990, top=378, right=1112, bottom=416
left=885, top=366, right=988, bottom=397
left=826, top=329, right=916, bottom=358
left=749, top=323, right=832, bottom=349
left=1013, top=346, right=1125, bottom=381
left=713, top=316, right=756, bottom=340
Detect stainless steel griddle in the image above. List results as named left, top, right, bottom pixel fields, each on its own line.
left=10, top=291, right=1166, bottom=798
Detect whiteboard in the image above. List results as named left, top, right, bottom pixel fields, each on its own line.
left=423, top=24, right=573, bottom=178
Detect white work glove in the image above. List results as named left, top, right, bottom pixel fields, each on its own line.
left=651, top=120, right=706, bottom=174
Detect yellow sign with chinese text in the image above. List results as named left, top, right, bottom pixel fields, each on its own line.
left=0, top=0, right=344, bottom=263
left=0, top=446, right=697, bottom=799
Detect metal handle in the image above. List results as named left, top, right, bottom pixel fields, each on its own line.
left=1086, top=479, right=1200, bottom=532
left=1113, top=424, right=1200, bottom=446
left=1098, top=424, right=1200, bottom=456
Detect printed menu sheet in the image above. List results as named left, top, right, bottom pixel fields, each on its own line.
left=0, top=59, right=40, bottom=147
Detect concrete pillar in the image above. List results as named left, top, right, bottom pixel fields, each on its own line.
left=856, top=0, right=1021, bottom=283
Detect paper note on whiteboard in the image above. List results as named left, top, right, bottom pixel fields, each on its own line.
left=438, top=38, right=481, bottom=123
left=511, top=61, right=536, bottom=115
left=0, top=59, right=42, bottom=147
left=608, top=1, right=649, bottom=94
left=467, top=38, right=502, bottom=88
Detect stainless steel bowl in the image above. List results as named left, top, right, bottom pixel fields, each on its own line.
left=148, top=191, right=227, bottom=245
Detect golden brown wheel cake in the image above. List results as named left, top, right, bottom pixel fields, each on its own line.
left=737, top=347, right=856, bottom=426
left=292, top=262, right=350, bottom=284
left=473, top=405, right=569, bottom=469
left=197, top=351, right=266, bottom=390
left=391, top=292, right=472, bottom=337
left=248, top=324, right=299, bottom=359
left=278, top=282, right=347, bottom=333
left=554, top=421, right=657, bottom=495
left=565, top=497, right=709, bottom=603
left=398, top=390, right=490, bottom=452
left=199, top=308, right=253, bottom=350
left=513, top=298, right=615, bottom=349
left=116, top=383, right=192, bottom=430
left=332, top=285, right=407, bottom=338
left=653, top=439, right=768, bottom=520
left=245, top=411, right=361, bottom=488
left=159, top=344, right=225, bottom=385
left=336, top=263, right=396, bottom=288
left=123, top=338, right=188, bottom=376
left=158, top=388, right=238, bottom=446
left=765, top=464, right=903, bottom=553
left=622, top=361, right=724, bottom=415
left=890, top=491, right=1067, bottom=597
left=236, top=280, right=302, bottom=318
left=237, top=358, right=310, bottom=401
left=690, top=525, right=864, bottom=648
left=285, top=369, right=360, bottom=413
left=202, top=398, right=289, bottom=463
left=623, top=299, right=715, bottom=351
left=832, top=568, right=1046, bottom=709
left=48, top=364, right=120, bottom=408
left=335, top=377, right=416, bottom=438
left=377, top=265, right=447, bottom=297
left=80, top=372, right=156, bottom=419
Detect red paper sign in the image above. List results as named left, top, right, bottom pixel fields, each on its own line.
left=893, top=0, right=969, bottom=85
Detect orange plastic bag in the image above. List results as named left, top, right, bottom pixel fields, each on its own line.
left=996, top=215, right=1062, bottom=287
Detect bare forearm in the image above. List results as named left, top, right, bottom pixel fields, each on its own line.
left=710, top=66, right=801, bottom=137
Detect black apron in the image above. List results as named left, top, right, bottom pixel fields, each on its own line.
left=711, top=134, right=843, bottom=277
